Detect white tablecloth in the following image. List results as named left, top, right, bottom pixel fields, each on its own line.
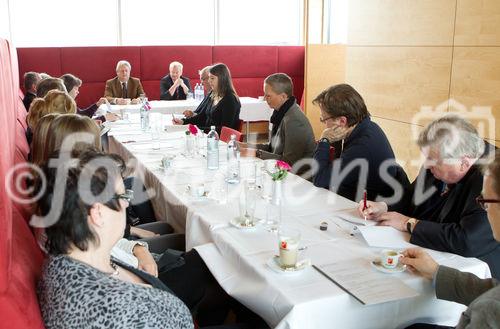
left=106, top=120, right=492, bottom=329
left=100, top=97, right=273, bottom=122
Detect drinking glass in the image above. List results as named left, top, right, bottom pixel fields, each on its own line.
left=238, top=180, right=257, bottom=226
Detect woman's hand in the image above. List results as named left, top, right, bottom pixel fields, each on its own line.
left=133, top=245, right=158, bottom=277
left=400, top=248, right=439, bottom=280
left=130, top=227, right=159, bottom=239
left=172, top=118, right=184, bottom=125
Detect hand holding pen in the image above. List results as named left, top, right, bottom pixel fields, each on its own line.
left=358, top=199, right=388, bottom=221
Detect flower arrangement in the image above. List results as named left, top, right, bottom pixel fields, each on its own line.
left=268, top=160, right=291, bottom=181
left=185, top=124, right=199, bottom=136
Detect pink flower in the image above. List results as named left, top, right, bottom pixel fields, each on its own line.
left=188, top=124, right=199, bottom=136
left=276, top=160, right=291, bottom=171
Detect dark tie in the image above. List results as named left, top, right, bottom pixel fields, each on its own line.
left=122, top=82, right=127, bottom=98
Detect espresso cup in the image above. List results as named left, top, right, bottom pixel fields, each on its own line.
left=190, top=183, right=205, bottom=197
left=381, top=249, right=402, bottom=269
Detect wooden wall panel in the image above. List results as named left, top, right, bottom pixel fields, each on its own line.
left=305, top=44, right=346, bottom=138
left=450, top=47, right=500, bottom=140
left=345, top=46, right=453, bottom=123
left=455, top=0, right=500, bottom=46
left=371, top=117, right=423, bottom=180
left=347, top=0, right=456, bottom=46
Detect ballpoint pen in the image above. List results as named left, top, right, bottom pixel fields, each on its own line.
left=362, top=189, right=367, bottom=222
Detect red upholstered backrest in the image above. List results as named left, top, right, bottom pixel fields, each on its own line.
left=0, top=37, right=45, bottom=328
left=17, top=46, right=304, bottom=108
left=220, top=126, right=243, bottom=143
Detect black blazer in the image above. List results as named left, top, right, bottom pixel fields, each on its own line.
left=160, top=75, right=191, bottom=100
left=23, top=92, right=36, bottom=111
left=313, top=117, right=409, bottom=202
left=183, top=93, right=240, bottom=134
left=391, top=143, right=500, bottom=278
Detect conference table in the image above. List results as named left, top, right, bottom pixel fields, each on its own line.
left=105, top=116, right=491, bottom=329
left=99, top=96, right=273, bottom=142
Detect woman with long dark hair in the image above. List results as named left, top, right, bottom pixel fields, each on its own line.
left=173, top=63, right=240, bottom=134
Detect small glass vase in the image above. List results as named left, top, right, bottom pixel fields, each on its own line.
left=265, top=179, right=282, bottom=232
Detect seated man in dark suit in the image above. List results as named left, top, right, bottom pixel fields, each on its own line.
left=22, top=71, right=41, bottom=111
left=312, top=83, right=409, bottom=202
left=104, top=60, right=144, bottom=105
left=401, top=149, right=500, bottom=329
left=361, top=115, right=500, bottom=278
left=183, top=65, right=212, bottom=118
left=160, top=61, right=191, bottom=101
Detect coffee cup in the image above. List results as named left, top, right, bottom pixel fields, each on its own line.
left=278, top=228, right=301, bottom=269
left=161, top=155, right=175, bottom=170
left=381, top=249, right=402, bottom=269
left=189, top=183, right=205, bottom=197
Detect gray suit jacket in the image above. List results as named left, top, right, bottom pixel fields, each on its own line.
left=436, top=265, right=500, bottom=328
left=257, top=103, right=316, bottom=166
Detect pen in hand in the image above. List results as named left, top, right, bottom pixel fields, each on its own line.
left=362, top=190, right=367, bottom=221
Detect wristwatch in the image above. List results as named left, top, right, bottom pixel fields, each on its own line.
left=319, top=138, right=330, bottom=144
left=406, top=218, right=417, bottom=234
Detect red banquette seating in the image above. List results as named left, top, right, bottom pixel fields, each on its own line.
left=17, top=46, right=305, bottom=109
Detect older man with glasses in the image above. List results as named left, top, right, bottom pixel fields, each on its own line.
left=361, top=115, right=500, bottom=278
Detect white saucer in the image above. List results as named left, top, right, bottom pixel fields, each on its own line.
left=371, top=258, right=406, bottom=274
left=229, top=217, right=258, bottom=229
left=266, top=256, right=310, bottom=275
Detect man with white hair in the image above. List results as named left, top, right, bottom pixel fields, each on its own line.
left=160, top=61, right=191, bottom=101
left=183, top=65, right=212, bottom=118
left=104, top=60, right=144, bottom=105
left=361, top=115, right=500, bottom=278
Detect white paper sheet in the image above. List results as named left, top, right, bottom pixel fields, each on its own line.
left=333, top=208, right=376, bottom=226
left=315, top=258, right=419, bottom=305
left=358, top=226, right=413, bottom=249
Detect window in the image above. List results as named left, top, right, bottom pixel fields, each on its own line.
left=218, top=0, right=303, bottom=45
left=121, top=0, right=215, bottom=45
left=9, top=0, right=118, bottom=47
left=6, top=0, right=303, bottom=46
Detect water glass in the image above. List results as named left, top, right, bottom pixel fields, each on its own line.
left=238, top=180, right=257, bottom=226
left=261, top=159, right=277, bottom=201
left=185, top=134, right=195, bottom=157
left=151, top=127, right=161, bottom=150
left=241, top=160, right=258, bottom=188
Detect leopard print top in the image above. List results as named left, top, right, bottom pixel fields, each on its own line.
left=37, top=255, right=193, bottom=329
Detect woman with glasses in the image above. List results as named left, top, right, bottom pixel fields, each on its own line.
left=400, top=149, right=500, bottom=329
left=36, top=149, right=193, bottom=329
left=312, top=83, right=408, bottom=201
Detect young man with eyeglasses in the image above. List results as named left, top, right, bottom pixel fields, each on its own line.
left=312, top=83, right=409, bottom=202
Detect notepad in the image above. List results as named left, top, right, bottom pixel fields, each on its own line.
left=333, top=208, right=376, bottom=226
left=314, top=258, right=418, bottom=305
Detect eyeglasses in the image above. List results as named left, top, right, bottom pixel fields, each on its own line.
left=476, top=195, right=500, bottom=210
left=114, top=189, right=134, bottom=203
left=319, top=116, right=334, bottom=123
